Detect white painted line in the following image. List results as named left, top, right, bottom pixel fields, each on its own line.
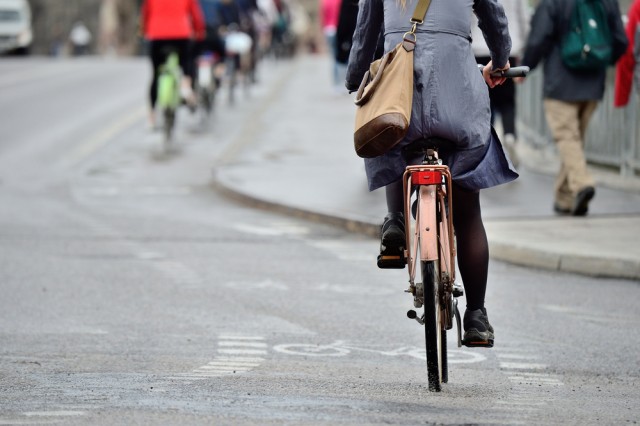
left=509, top=376, right=564, bottom=386
left=508, top=376, right=564, bottom=384
left=202, top=362, right=260, bottom=368
left=218, top=349, right=267, bottom=355
left=199, top=363, right=256, bottom=369
left=233, top=224, right=284, bottom=236
left=196, top=366, right=250, bottom=371
left=213, top=357, right=265, bottom=362
left=496, top=401, right=547, bottom=406
left=190, top=370, right=241, bottom=376
left=496, top=353, right=539, bottom=360
left=23, top=411, right=86, bottom=417
left=169, top=375, right=209, bottom=380
left=218, top=341, right=267, bottom=348
left=218, top=335, right=265, bottom=341
left=500, top=362, right=547, bottom=370
left=205, top=361, right=262, bottom=367
left=511, top=372, right=561, bottom=378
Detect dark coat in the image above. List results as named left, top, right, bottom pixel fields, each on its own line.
left=521, top=0, right=628, bottom=101
left=335, top=0, right=358, bottom=64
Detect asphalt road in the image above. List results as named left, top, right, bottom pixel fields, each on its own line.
left=0, top=56, right=638, bottom=425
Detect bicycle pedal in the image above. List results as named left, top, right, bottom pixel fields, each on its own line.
left=461, top=338, right=494, bottom=348
left=377, top=254, right=406, bottom=269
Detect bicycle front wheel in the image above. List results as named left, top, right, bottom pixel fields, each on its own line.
left=422, top=259, right=444, bottom=392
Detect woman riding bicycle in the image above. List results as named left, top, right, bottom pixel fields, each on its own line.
left=141, top=0, right=206, bottom=128
left=345, top=0, right=517, bottom=346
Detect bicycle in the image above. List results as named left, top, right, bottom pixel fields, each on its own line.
left=391, top=66, right=529, bottom=392
left=223, top=26, right=253, bottom=106
left=156, top=51, right=182, bottom=152
left=195, top=51, right=220, bottom=124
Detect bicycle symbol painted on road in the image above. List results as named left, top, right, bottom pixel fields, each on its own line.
left=272, top=340, right=486, bottom=364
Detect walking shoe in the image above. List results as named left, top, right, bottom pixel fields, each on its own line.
left=462, top=308, right=494, bottom=348
left=503, top=133, right=519, bottom=168
left=553, top=203, right=571, bottom=215
left=571, top=186, right=595, bottom=216
left=377, top=212, right=406, bottom=269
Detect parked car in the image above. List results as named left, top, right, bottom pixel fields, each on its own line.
left=0, top=0, right=32, bottom=55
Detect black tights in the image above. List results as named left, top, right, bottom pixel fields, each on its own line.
left=386, top=179, right=488, bottom=310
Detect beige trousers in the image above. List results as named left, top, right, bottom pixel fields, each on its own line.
left=544, top=99, right=598, bottom=209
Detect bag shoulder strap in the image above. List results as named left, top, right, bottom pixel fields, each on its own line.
left=411, top=0, right=432, bottom=24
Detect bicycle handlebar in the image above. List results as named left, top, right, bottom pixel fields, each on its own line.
left=477, top=65, right=530, bottom=78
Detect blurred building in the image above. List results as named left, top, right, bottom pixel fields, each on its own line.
left=25, top=0, right=326, bottom=57
left=27, top=0, right=141, bottom=56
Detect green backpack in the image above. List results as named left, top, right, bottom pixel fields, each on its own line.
left=560, top=0, right=613, bottom=71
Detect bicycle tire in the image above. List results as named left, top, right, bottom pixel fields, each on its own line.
left=163, top=108, right=175, bottom=151
left=422, top=259, right=443, bottom=392
left=441, top=327, right=448, bottom=383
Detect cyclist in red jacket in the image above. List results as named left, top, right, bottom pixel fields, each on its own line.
left=141, top=0, right=206, bottom=127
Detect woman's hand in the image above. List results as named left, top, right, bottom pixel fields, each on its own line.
left=482, top=60, right=510, bottom=88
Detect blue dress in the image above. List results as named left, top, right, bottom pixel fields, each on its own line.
left=346, top=0, right=519, bottom=191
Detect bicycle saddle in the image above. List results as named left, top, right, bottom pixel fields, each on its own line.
left=402, top=137, right=454, bottom=158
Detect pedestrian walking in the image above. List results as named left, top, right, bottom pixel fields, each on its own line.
left=471, top=0, right=530, bottom=167
left=521, top=0, right=627, bottom=216
left=614, top=0, right=640, bottom=107
left=69, top=21, right=92, bottom=56
left=346, top=0, right=515, bottom=346
left=321, top=0, right=343, bottom=91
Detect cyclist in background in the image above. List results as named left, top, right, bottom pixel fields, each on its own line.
left=141, top=0, right=206, bottom=128
left=198, top=0, right=227, bottom=62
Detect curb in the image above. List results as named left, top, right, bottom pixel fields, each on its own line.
left=213, top=173, right=640, bottom=281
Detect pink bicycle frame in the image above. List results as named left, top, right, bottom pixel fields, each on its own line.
left=403, top=165, right=456, bottom=287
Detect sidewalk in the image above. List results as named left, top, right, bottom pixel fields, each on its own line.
left=212, top=54, right=640, bottom=281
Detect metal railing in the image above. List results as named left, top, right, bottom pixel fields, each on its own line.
left=516, top=68, right=640, bottom=177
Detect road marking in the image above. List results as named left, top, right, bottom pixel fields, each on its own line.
left=491, top=342, right=566, bottom=423
left=313, top=282, right=394, bottom=296
left=64, top=106, right=145, bottom=167
left=225, top=279, right=289, bottom=291
left=499, top=362, right=547, bottom=370
left=496, top=353, right=539, bottom=360
left=199, top=361, right=262, bottom=367
left=507, top=376, right=564, bottom=385
left=218, top=341, right=267, bottom=348
left=307, top=240, right=374, bottom=262
left=233, top=221, right=311, bottom=237
left=273, top=341, right=486, bottom=363
left=218, top=335, right=267, bottom=341
left=496, top=401, right=547, bottom=406
left=176, top=335, right=267, bottom=379
left=23, top=411, right=86, bottom=417
left=217, top=349, right=268, bottom=355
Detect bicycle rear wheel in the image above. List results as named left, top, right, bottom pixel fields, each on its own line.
left=422, top=259, right=444, bottom=392
left=163, top=108, right=175, bottom=152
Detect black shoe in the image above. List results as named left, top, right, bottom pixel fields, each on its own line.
left=571, top=186, right=594, bottom=216
left=462, top=308, right=494, bottom=348
left=553, top=203, right=571, bottom=215
left=377, top=212, right=406, bottom=269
